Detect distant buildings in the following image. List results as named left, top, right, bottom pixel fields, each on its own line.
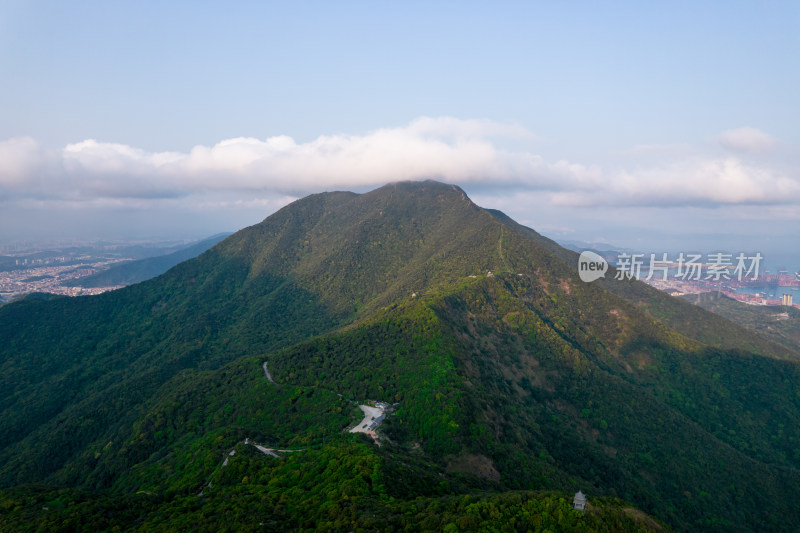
left=783, top=294, right=793, bottom=307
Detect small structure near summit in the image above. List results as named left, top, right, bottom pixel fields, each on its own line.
left=573, top=490, right=587, bottom=512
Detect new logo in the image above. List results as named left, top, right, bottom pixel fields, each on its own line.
left=578, top=251, right=608, bottom=282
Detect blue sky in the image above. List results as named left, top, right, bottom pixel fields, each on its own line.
left=1, top=1, right=798, bottom=266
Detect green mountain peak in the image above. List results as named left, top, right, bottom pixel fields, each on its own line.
left=1, top=180, right=798, bottom=532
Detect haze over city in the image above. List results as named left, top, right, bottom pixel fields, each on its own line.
left=1, top=1, right=798, bottom=267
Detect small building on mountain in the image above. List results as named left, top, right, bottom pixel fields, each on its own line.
left=573, top=490, right=587, bottom=512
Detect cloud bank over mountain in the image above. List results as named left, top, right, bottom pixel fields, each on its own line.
left=2, top=118, right=797, bottom=210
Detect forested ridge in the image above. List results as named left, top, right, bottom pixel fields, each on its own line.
left=0, top=181, right=797, bottom=531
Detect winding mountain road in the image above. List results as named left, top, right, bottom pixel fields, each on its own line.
left=262, top=362, right=275, bottom=383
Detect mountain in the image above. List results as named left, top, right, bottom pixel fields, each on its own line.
left=557, top=238, right=635, bottom=253
left=74, top=233, right=231, bottom=288
left=1, top=180, right=799, bottom=532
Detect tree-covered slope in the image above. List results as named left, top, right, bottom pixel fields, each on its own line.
left=0, top=180, right=798, bottom=532
left=0, top=182, right=497, bottom=487
left=487, top=208, right=800, bottom=361
left=266, top=272, right=800, bottom=531
left=0, top=296, right=670, bottom=532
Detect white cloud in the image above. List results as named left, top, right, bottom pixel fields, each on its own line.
left=0, top=119, right=798, bottom=211
left=0, top=137, right=49, bottom=185
left=0, top=118, right=564, bottom=201
left=719, top=127, right=778, bottom=154
left=548, top=157, right=800, bottom=207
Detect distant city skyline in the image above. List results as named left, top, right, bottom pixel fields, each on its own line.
left=1, top=2, right=798, bottom=263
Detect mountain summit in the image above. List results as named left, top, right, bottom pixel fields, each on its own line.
left=1, top=180, right=799, bottom=531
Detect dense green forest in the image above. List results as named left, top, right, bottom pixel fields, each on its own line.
left=0, top=181, right=797, bottom=531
